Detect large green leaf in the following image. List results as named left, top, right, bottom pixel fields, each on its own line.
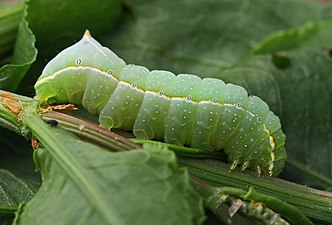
left=106, top=0, right=332, bottom=75
left=252, top=21, right=332, bottom=54
left=0, top=169, right=38, bottom=214
left=0, top=1, right=23, bottom=65
left=0, top=1, right=36, bottom=91
left=0, top=128, right=39, bottom=183
left=13, top=127, right=204, bottom=225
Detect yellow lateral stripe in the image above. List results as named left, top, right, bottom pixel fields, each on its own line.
left=41, top=66, right=278, bottom=165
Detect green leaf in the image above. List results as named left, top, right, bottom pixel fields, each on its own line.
left=26, top=0, right=122, bottom=53
left=13, top=107, right=204, bottom=225
left=0, top=127, right=40, bottom=184
left=105, top=0, right=332, bottom=75
left=0, top=169, right=38, bottom=215
left=0, top=2, right=36, bottom=91
left=253, top=21, right=332, bottom=54
left=0, top=1, right=23, bottom=65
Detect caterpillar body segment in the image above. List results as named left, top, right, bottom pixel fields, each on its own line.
left=34, top=31, right=287, bottom=176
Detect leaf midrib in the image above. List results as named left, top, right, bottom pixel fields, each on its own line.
left=22, top=104, right=127, bottom=225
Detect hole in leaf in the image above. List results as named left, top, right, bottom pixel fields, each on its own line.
left=271, top=54, right=291, bottom=70
left=328, top=49, right=332, bottom=57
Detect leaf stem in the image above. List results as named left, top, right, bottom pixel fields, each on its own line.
left=41, top=110, right=140, bottom=152
left=180, top=157, right=332, bottom=224
left=19, top=102, right=128, bottom=225
left=285, top=157, right=332, bottom=189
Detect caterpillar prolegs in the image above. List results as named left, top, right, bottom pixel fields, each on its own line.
left=34, top=31, right=287, bottom=176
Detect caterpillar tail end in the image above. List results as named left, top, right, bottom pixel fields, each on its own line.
left=84, top=29, right=91, bottom=37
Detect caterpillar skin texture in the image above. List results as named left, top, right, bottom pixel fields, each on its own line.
left=35, top=31, right=287, bottom=176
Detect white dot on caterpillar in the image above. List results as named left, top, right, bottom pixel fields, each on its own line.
left=171, top=127, right=175, bottom=131
left=99, top=85, right=103, bottom=88
left=209, top=118, right=213, bottom=122
left=125, top=101, right=129, bottom=105
left=244, top=144, right=247, bottom=148
left=76, top=58, right=82, bottom=65
left=183, top=116, right=187, bottom=119
left=142, top=120, right=146, bottom=122
left=155, top=110, right=159, bottom=114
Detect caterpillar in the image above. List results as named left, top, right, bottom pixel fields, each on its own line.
left=34, top=30, right=287, bottom=176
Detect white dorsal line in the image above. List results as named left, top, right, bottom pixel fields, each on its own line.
left=37, top=66, right=119, bottom=84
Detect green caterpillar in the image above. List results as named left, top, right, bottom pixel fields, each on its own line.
left=34, top=30, right=287, bottom=176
